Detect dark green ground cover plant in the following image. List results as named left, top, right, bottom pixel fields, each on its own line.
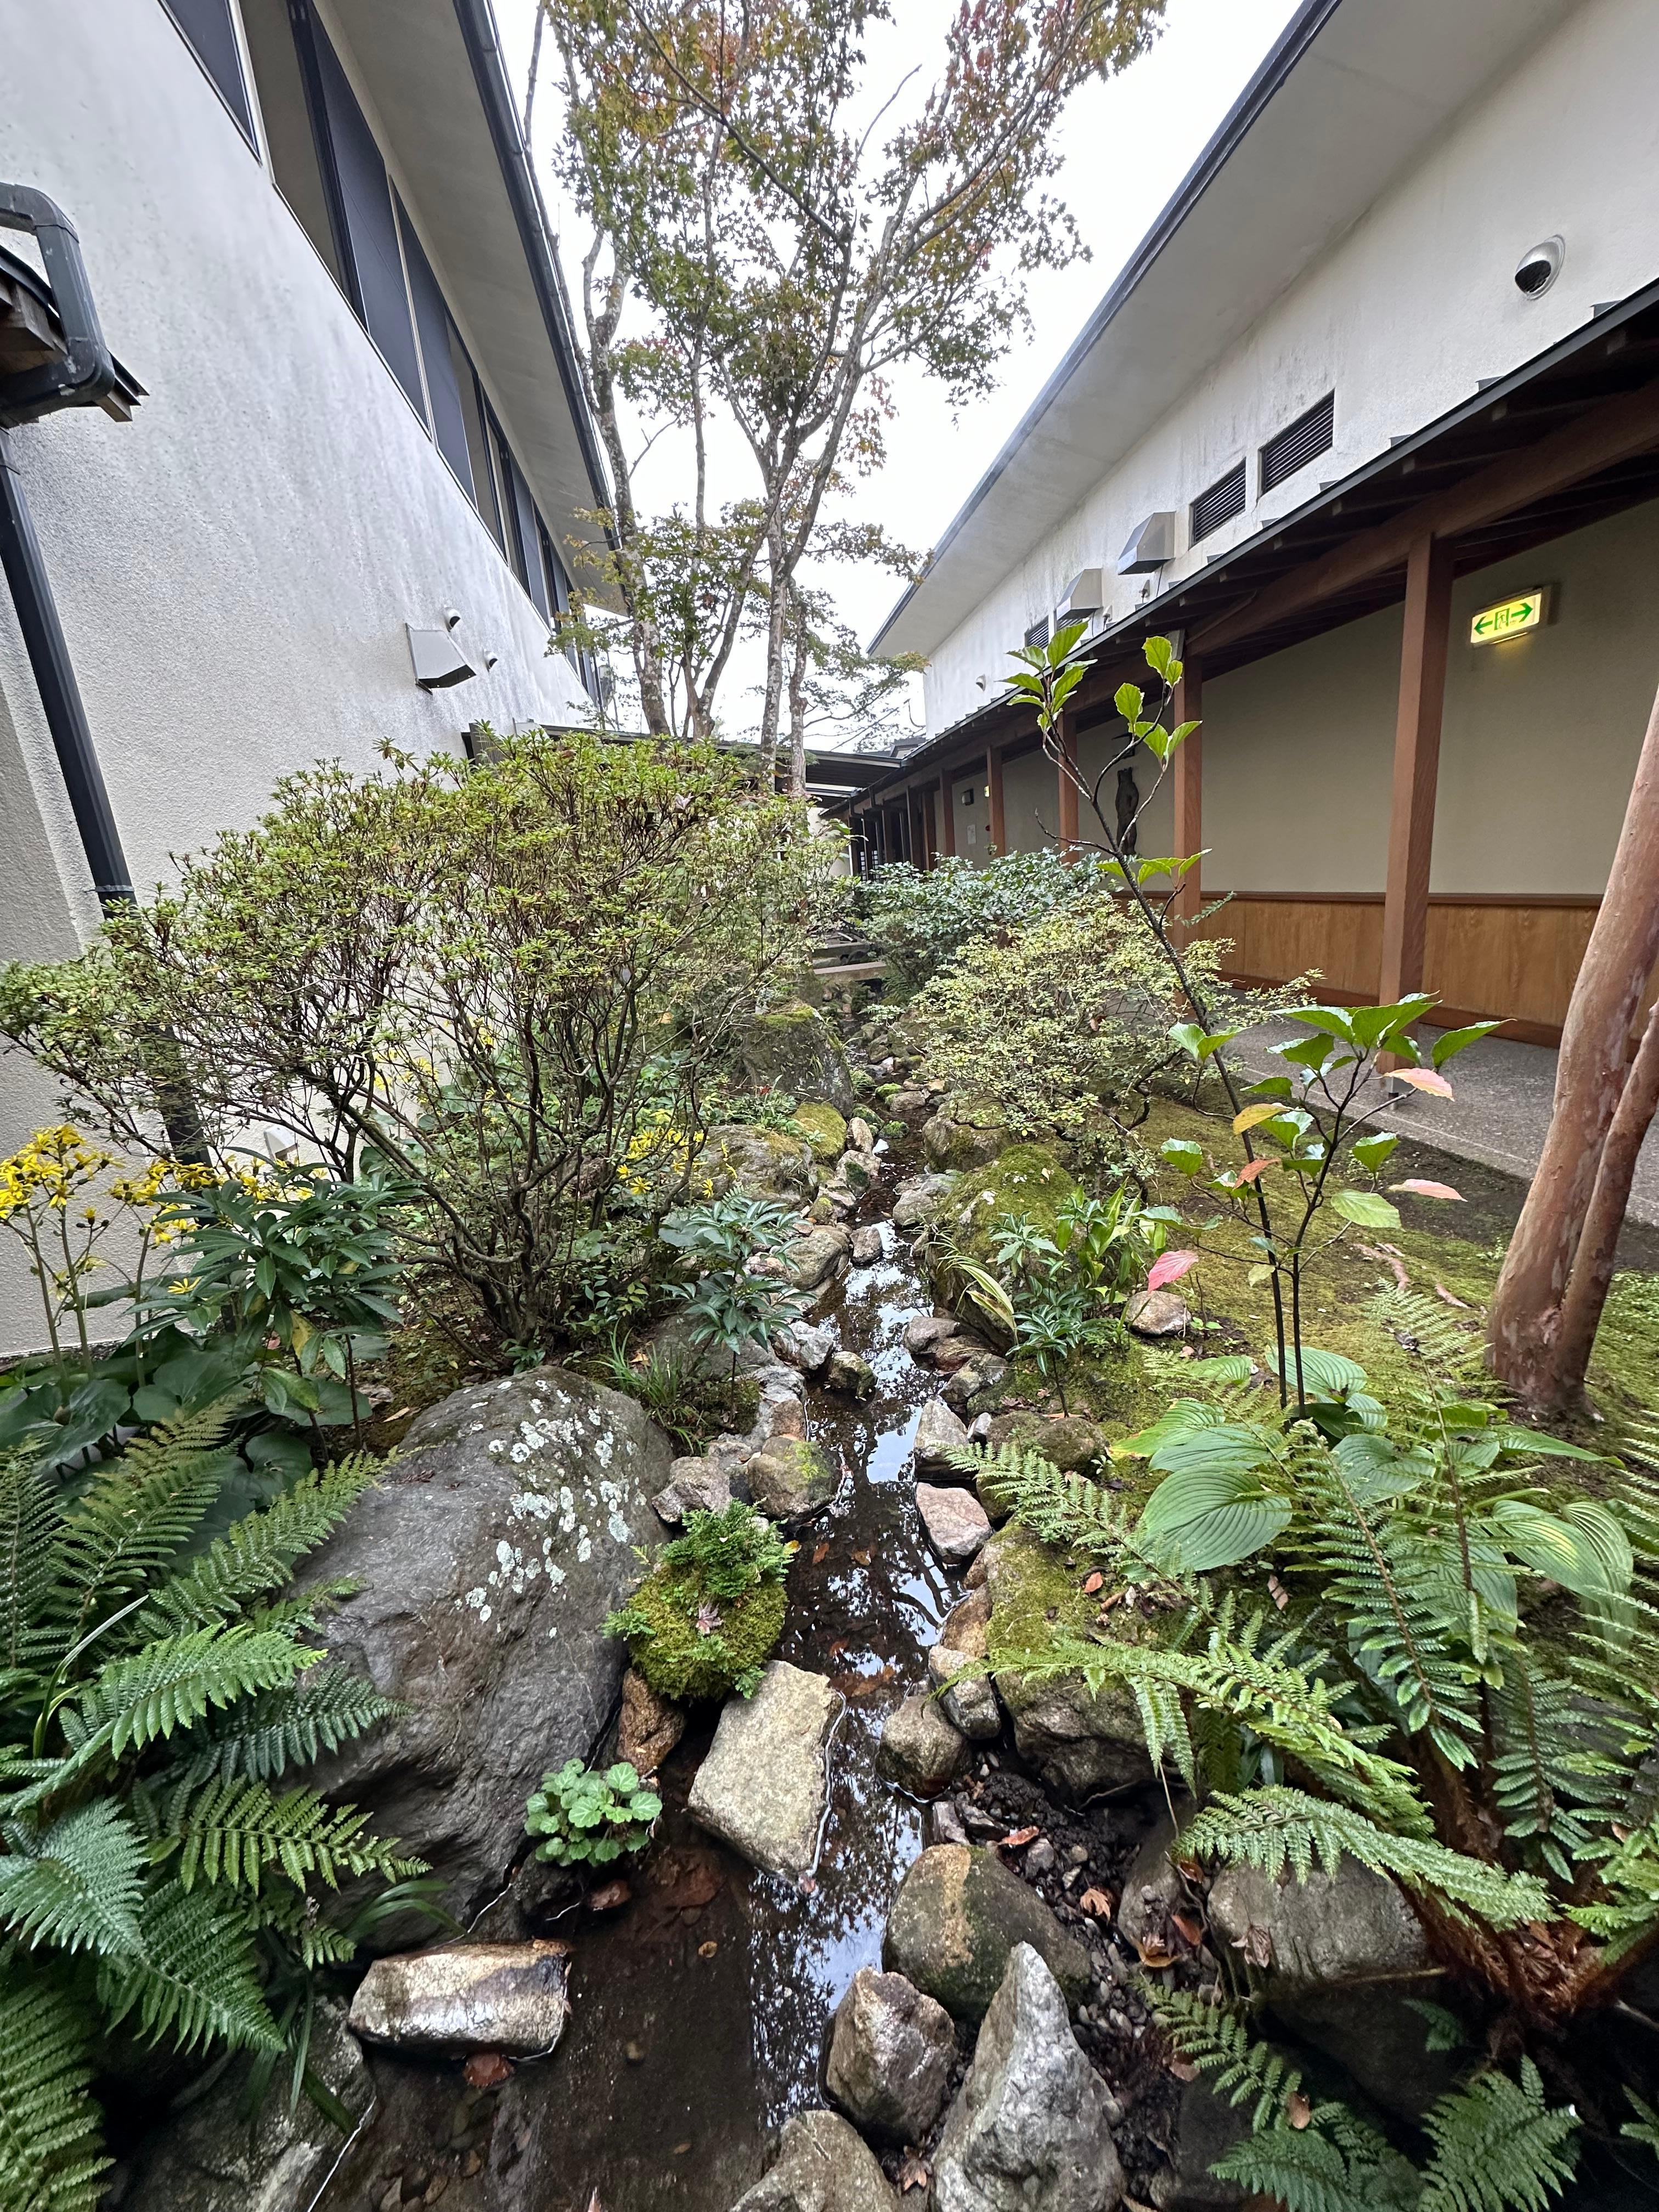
left=860, top=847, right=1111, bottom=985
left=524, top=1760, right=662, bottom=1866
left=659, top=1194, right=806, bottom=1378
left=606, top=1499, right=792, bottom=1701
left=0, top=1403, right=427, bottom=2211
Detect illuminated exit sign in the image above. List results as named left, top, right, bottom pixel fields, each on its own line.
left=1470, top=587, right=1549, bottom=645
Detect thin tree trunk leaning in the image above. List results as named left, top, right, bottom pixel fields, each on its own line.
left=1487, top=682, right=1659, bottom=1404
left=1549, top=994, right=1659, bottom=1395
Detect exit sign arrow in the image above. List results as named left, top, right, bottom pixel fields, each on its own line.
left=1470, top=586, right=1549, bottom=645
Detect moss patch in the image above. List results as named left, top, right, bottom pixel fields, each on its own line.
left=939, top=1143, right=1085, bottom=1267
left=618, top=1567, right=786, bottom=1703
left=790, top=1100, right=848, bottom=1163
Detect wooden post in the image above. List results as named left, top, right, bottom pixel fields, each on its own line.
left=1173, top=658, right=1203, bottom=924
left=987, top=745, right=1006, bottom=854
left=1057, top=712, right=1080, bottom=858
left=939, top=773, right=956, bottom=859
left=1379, top=534, right=1454, bottom=1007
left=922, top=785, right=937, bottom=870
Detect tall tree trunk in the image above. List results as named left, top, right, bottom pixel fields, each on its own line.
left=1487, top=684, right=1659, bottom=1401
left=786, top=591, right=809, bottom=799
left=757, top=521, right=789, bottom=786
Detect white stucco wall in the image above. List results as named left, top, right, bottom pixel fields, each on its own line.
left=920, top=0, right=1659, bottom=740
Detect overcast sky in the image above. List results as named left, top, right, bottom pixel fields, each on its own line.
left=501, top=0, right=1303, bottom=738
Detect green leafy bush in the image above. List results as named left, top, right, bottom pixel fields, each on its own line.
left=606, top=1500, right=792, bottom=1701
left=659, top=1194, right=806, bottom=1374
left=0, top=1404, right=419, bottom=2211
left=524, top=1760, right=662, bottom=1865
left=861, top=848, right=1104, bottom=985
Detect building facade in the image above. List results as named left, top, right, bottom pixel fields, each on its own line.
left=0, top=0, right=613, bottom=1346
left=859, top=0, right=1659, bottom=1048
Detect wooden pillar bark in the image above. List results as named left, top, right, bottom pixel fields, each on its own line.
left=939, top=773, right=956, bottom=858
left=987, top=746, right=1006, bottom=855
left=1379, top=534, right=1454, bottom=1006
left=1173, top=658, right=1203, bottom=923
left=1057, top=713, right=1080, bottom=858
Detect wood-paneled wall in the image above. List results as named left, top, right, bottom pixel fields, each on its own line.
left=1191, top=893, right=1612, bottom=1045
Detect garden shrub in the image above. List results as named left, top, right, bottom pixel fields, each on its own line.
left=606, top=1499, right=792, bottom=1701
left=860, top=847, right=1107, bottom=984
left=0, top=731, right=842, bottom=1359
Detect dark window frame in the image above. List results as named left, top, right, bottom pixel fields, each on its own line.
left=160, top=0, right=258, bottom=146
left=1190, top=459, right=1248, bottom=545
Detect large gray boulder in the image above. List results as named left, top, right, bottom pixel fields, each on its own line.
left=297, top=1365, right=672, bottom=1925
left=696, top=1120, right=816, bottom=1199
left=787, top=1224, right=854, bottom=1291
left=738, top=1002, right=857, bottom=1114
left=689, top=1661, right=839, bottom=1877
left=883, top=1845, right=1091, bottom=2025
left=825, top=1967, right=956, bottom=2145
left=892, top=1173, right=955, bottom=1231
left=121, top=1999, right=369, bottom=2212
left=933, top=1944, right=1124, bottom=2212
left=728, top=2109, right=898, bottom=2212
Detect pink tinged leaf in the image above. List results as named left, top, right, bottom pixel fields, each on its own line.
left=1391, top=1179, right=1464, bottom=1201
left=1235, top=1158, right=1274, bottom=1184
left=1147, top=1250, right=1199, bottom=1292
left=1388, top=1067, right=1454, bottom=1097
left=695, top=1601, right=723, bottom=1637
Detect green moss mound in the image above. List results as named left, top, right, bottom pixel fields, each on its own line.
left=619, top=1568, right=787, bottom=1703
left=790, top=1099, right=848, bottom=1163
left=939, top=1142, right=1084, bottom=1268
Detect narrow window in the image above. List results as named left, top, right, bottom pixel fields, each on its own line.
left=161, top=0, right=256, bottom=143
left=398, top=199, right=474, bottom=489
left=453, top=347, right=504, bottom=549
left=1260, top=392, right=1335, bottom=494
left=1190, top=460, right=1246, bottom=544
left=499, top=438, right=548, bottom=615
left=239, top=0, right=343, bottom=285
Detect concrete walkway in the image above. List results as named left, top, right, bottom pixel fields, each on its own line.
left=1233, top=1024, right=1659, bottom=1229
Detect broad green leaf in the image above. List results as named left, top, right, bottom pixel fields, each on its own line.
left=1160, top=1138, right=1204, bottom=1176
left=1147, top=1420, right=1278, bottom=1481
left=1247, top=1075, right=1295, bottom=1102
left=1487, top=1499, right=1633, bottom=1598
left=1333, top=1431, right=1433, bottom=1505
left=1331, top=1188, right=1401, bottom=1231
left=1115, top=682, right=1144, bottom=722
left=1284, top=1004, right=1358, bottom=1043
left=1267, top=1346, right=1368, bottom=1396
left=1488, top=1424, right=1605, bottom=1463
left=1349, top=997, right=1438, bottom=1051
left=1432, top=1020, right=1502, bottom=1068
left=1350, top=1132, right=1399, bottom=1172
left=1143, top=635, right=1173, bottom=678
left=1137, top=1464, right=1290, bottom=1572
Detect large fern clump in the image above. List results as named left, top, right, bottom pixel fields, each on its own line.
left=0, top=1403, right=418, bottom=2211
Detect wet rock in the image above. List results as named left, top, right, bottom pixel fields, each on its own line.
left=985, top=1411, right=1109, bottom=1474
left=928, top=1797, right=972, bottom=1847
left=847, top=1115, right=877, bottom=1153
left=653, top=1456, right=732, bottom=1524
left=1207, top=1859, right=1453, bottom=2118
left=697, top=1121, right=816, bottom=1200
left=121, top=1998, right=369, bottom=2212
left=933, top=1327, right=997, bottom=1372
left=923, top=1115, right=1005, bottom=1171
left=984, top=1527, right=1154, bottom=1801
left=826, top=1967, right=956, bottom=2145
left=727, top=2108, right=898, bottom=2212
left=779, top=1320, right=837, bottom=1375
left=912, top=1395, right=970, bottom=1475
left=747, top=1435, right=839, bottom=1522
left=1150, top=2080, right=1252, bottom=2208
left=688, top=1661, right=838, bottom=1877
left=738, top=1002, right=856, bottom=1114
left=892, top=1173, right=956, bottom=1231
left=883, top=1844, right=1091, bottom=2024
left=825, top=1348, right=877, bottom=1398
left=618, top=1665, right=685, bottom=1776
left=295, top=1365, right=672, bottom=1927
left=792, top=1101, right=850, bottom=1163
left=850, top=1225, right=884, bottom=1266
left=928, top=1643, right=1000, bottom=1741
left=889, top=1086, right=935, bottom=1125
left=348, top=1940, right=571, bottom=2055
left=787, top=1224, right=854, bottom=1291
left=904, top=1312, right=958, bottom=1360
left=917, top=1482, right=992, bottom=1566
left=877, top=1692, right=970, bottom=1796
left=941, top=1353, right=1009, bottom=1414
left=933, top=1943, right=1124, bottom=2212
left=834, top=1149, right=878, bottom=1195
left=1125, top=1289, right=1191, bottom=1338
left=1115, top=1807, right=1190, bottom=1958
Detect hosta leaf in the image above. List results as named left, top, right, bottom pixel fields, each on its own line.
left=1137, top=1464, right=1290, bottom=1572
left=1486, top=1499, right=1633, bottom=1599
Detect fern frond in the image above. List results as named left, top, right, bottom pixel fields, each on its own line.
left=71, top=1624, right=321, bottom=1759
left=1621, top=2086, right=1659, bottom=2157
left=162, top=1664, right=403, bottom=1785
left=97, top=1876, right=281, bottom=2056
left=1566, top=1817, right=1659, bottom=1958
left=1366, top=1287, right=1486, bottom=1379
left=946, top=1441, right=1143, bottom=1561
left=158, top=1775, right=422, bottom=1894
left=1179, top=1785, right=1552, bottom=1928
left=132, top=1457, right=379, bottom=1641
left=0, top=1800, right=144, bottom=1959
left=0, top=1960, right=109, bottom=2212
left=0, top=1451, right=63, bottom=1673
left=1141, top=1348, right=1271, bottom=1420
left=1152, top=1987, right=1305, bottom=2131
left=1214, top=2123, right=1420, bottom=2212
left=1417, top=2059, right=1578, bottom=2210
left=1488, top=1652, right=1625, bottom=1880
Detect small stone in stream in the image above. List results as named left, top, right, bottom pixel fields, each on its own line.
left=747, top=1436, right=839, bottom=1522
left=780, top=1321, right=836, bottom=1375
left=912, top=1395, right=970, bottom=1475
left=787, top=1224, right=854, bottom=1291
left=877, top=1692, right=970, bottom=1796
left=653, top=1457, right=732, bottom=1525
left=835, top=1150, right=876, bottom=1195
left=727, top=2108, right=900, bottom=2212
left=348, top=1941, right=571, bottom=2054
left=824, top=1348, right=877, bottom=1398
left=889, top=1087, right=934, bottom=1125
left=932, top=1943, right=1124, bottom=2212
left=1024, top=1838, right=1057, bottom=1876
left=967, top=1412, right=992, bottom=1442
left=850, top=1226, right=884, bottom=1266
left=618, top=1666, right=685, bottom=1776
left=892, top=1174, right=955, bottom=1231
left=927, top=1797, right=971, bottom=1847
left=928, top=1644, right=1001, bottom=1741
left=916, top=1483, right=992, bottom=1565
left=687, top=1661, right=837, bottom=1877
left=941, top=1354, right=1008, bottom=1414
left=463, top=2051, right=513, bottom=2089
left=826, top=1967, right=956, bottom=2144
left=847, top=1116, right=877, bottom=1153
left=904, top=1313, right=959, bottom=1360
left=884, top=1845, right=1091, bottom=2024
left=809, top=1194, right=839, bottom=1223
left=1124, top=1288, right=1191, bottom=1337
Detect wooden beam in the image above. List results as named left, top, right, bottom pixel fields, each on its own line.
left=939, top=772, right=956, bottom=858
left=987, top=745, right=1006, bottom=854
left=1057, top=718, right=1080, bottom=857
left=1172, top=658, right=1203, bottom=923
left=1379, top=534, right=1454, bottom=1009
left=1193, top=377, right=1659, bottom=662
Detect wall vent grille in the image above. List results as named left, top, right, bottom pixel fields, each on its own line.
left=1260, top=392, right=1335, bottom=493
left=1190, top=461, right=1246, bottom=543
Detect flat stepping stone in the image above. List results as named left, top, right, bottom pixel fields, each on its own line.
left=687, top=1660, right=838, bottom=1878
left=916, top=1481, right=992, bottom=1565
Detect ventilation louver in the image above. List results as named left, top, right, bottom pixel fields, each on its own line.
left=1260, top=392, right=1335, bottom=493
left=1189, top=461, right=1246, bottom=544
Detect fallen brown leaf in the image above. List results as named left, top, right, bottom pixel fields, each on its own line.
left=898, top=2155, right=930, bottom=2193
left=1434, top=1282, right=1472, bottom=1308
left=1079, top=1887, right=1115, bottom=1921
left=1286, top=2091, right=1312, bottom=2130
left=1133, top=1936, right=1177, bottom=1970
left=1000, top=1825, right=1041, bottom=1850
left=812, top=1543, right=830, bottom=1564
left=586, top=1879, right=631, bottom=1912
left=697, top=1939, right=719, bottom=1958
left=1082, top=1570, right=1104, bottom=1595
left=1166, top=2053, right=1199, bottom=2082
left=1267, top=1573, right=1290, bottom=1611
left=851, top=1548, right=871, bottom=1566
left=1171, top=1910, right=1204, bottom=1949
left=1233, top=1922, right=1274, bottom=1970
left=463, top=2051, right=512, bottom=2089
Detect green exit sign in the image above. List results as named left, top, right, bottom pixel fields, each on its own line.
left=1470, top=586, right=1549, bottom=645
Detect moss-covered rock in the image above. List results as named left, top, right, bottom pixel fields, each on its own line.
left=984, top=1524, right=1153, bottom=1799
left=747, top=1435, right=839, bottom=1521
left=738, top=1001, right=855, bottom=1114
left=695, top=1121, right=814, bottom=1200
left=616, top=1566, right=787, bottom=1703
left=922, top=1115, right=1006, bottom=1171
left=883, top=1844, right=1091, bottom=2024
left=984, top=1411, right=1110, bottom=1475
left=938, top=1144, right=1085, bottom=1270
left=791, top=1100, right=849, bottom=1163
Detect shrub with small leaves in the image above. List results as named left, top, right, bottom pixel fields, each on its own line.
left=524, top=1760, right=662, bottom=1866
